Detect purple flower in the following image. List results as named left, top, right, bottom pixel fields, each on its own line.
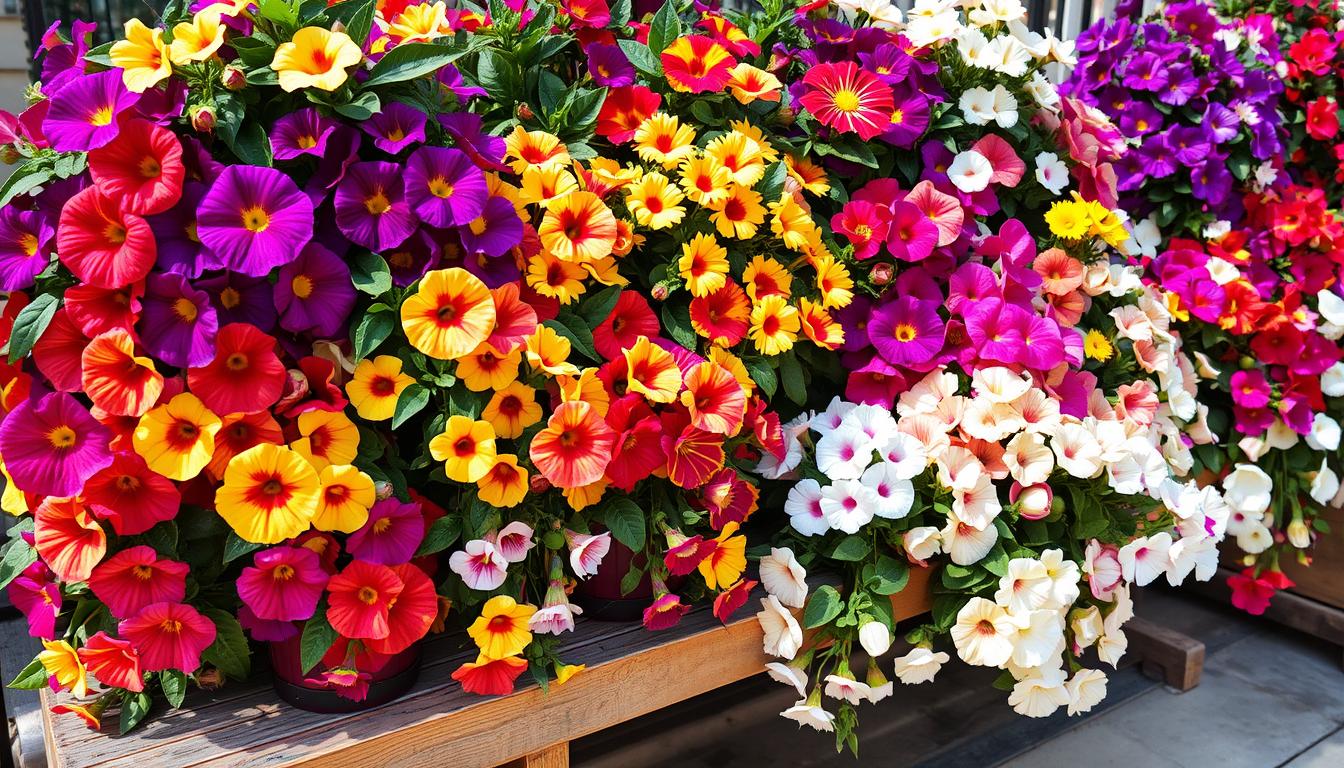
left=149, top=181, right=216, bottom=278
left=1121, top=52, right=1162, bottom=91
left=384, top=229, right=441, bottom=287
left=41, top=70, right=137, bottom=152
left=462, top=248, right=522, bottom=289
left=275, top=243, right=356, bottom=338
left=198, top=165, right=314, bottom=276
left=437, top=112, right=508, bottom=172
left=1167, top=126, right=1210, bottom=166
left=457, top=195, right=523, bottom=257
left=1118, top=102, right=1163, bottom=136
left=197, top=271, right=277, bottom=332
left=1156, top=64, right=1198, bottom=106
left=0, top=392, right=113, bottom=498
left=880, top=85, right=931, bottom=148
left=1136, top=141, right=1177, bottom=179
left=1203, top=103, right=1240, bottom=143
left=361, top=102, right=428, bottom=155
left=858, top=43, right=912, bottom=84
left=867, top=296, right=946, bottom=367
left=833, top=295, right=873, bottom=353
left=140, top=272, right=219, bottom=368
left=0, top=208, right=54, bottom=290
left=39, top=20, right=96, bottom=96
left=404, top=146, right=488, bottom=228
left=333, top=161, right=417, bottom=252
left=1020, top=315, right=1066, bottom=371
left=303, top=125, right=361, bottom=206
left=271, top=108, right=337, bottom=161
left=347, top=499, right=425, bottom=565
left=438, top=64, right=486, bottom=103
left=1230, top=369, right=1272, bottom=410
left=1191, top=160, right=1233, bottom=206
left=1233, top=405, right=1275, bottom=435
left=585, top=43, right=635, bottom=87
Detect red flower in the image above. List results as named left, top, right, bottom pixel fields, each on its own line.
left=593, top=291, right=659, bottom=359
left=118, top=601, right=216, bottom=672
left=87, top=117, right=185, bottom=215
left=596, top=85, right=661, bottom=143
left=680, top=361, right=746, bottom=436
left=88, top=545, right=189, bottom=619
left=363, top=564, right=437, bottom=656
left=208, top=411, right=283, bottom=480
left=81, top=329, right=164, bottom=418
left=34, top=498, right=107, bottom=583
left=64, top=283, right=142, bottom=337
left=642, top=592, right=691, bottom=630
left=1306, top=97, right=1339, bottom=141
left=661, top=36, right=736, bottom=94
left=798, top=62, right=894, bottom=141
left=664, top=531, right=717, bottom=576
left=662, top=416, right=726, bottom=490
left=187, top=323, right=286, bottom=415
left=326, top=560, right=404, bottom=641
left=486, top=283, right=539, bottom=354
left=451, top=654, right=528, bottom=695
left=1250, top=320, right=1305, bottom=366
left=57, top=185, right=156, bottom=289
left=1289, top=28, right=1336, bottom=76
left=688, top=279, right=751, bottom=347
left=77, top=631, right=143, bottom=692
left=712, top=578, right=757, bottom=623
left=278, top=356, right=349, bottom=418
left=1227, top=568, right=1277, bottom=616
left=832, top=200, right=889, bottom=260
left=31, top=308, right=88, bottom=392
left=702, top=468, right=759, bottom=530
left=84, top=452, right=180, bottom=535
left=603, top=395, right=665, bottom=491
left=529, top=401, right=616, bottom=489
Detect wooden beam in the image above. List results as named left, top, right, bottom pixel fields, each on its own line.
left=1125, top=616, right=1204, bottom=691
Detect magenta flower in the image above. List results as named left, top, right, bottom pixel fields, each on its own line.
left=238, top=604, right=300, bottom=642
left=347, top=499, right=426, bottom=566
left=361, top=102, right=428, bottom=155
left=1230, top=369, right=1272, bottom=409
left=302, top=125, right=360, bottom=206
left=7, top=562, right=61, bottom=639
left=1234, top=404, right=1276, bottom=435
left=1020, top=314, right=1066, bottom=371
left=140, top=272, right=219, bottom=367
left=0, top=392, right=113, bottom=497
left=271, top=107, right=336, bottom=160
left=868, top=296, right=946, bottom=367
left=0, top=208, right=55, bottom=290
left=458, top=195, right=524, bottom=257
left=437, top=112, right=508, bottom=171
left=274, top=243, right=356, bottom=338
left=946, top=262, right=999, bottom=315
left=197, top=271, right=276, bottom=332
left=437, top=64, right=486, bottom=103
left=886, top=200, right=938, bottom=262
left=844, top=352, right=907, bottom=407
left=237, top=546, right=329, bottom=622
left=198, top=165, right=314, bottom=276
left=405, top=146, right=489, bottom=228
left=964, top=298, right=1029, bottom=367
left=334, top=161, right=417, bottom=252
left=585, top=43, right=636, bottom=87
left=41, top=70, right=137, bottom=151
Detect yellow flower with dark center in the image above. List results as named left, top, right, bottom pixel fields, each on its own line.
left=467, top=595, right=536, bottom=660
left=678, top=154, right=732, bottom=207
left=482, top=381, right=544, bottom=438
left=625, top=171, right=686, bottom=230
left=429, top=415, right=497, bottom=483
left=133, top=393, right=222, bottom=481
left=707, top=185, right=766, bottom=240
left=346, top=355, right=414, bottom=421
left=110, top=19, right=172, bottom=93
left=215, top=443, right=321, bottom=544
left=749, top=295, right=801, bottom=356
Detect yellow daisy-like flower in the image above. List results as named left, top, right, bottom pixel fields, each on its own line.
left=1044, top=200, right=1092, bottom=240
left=518, top=164, right=580, bottom=207
left=347, top=355, right=415, bottom=421
left=312, top=464, right=376, bottom=534
left=292, top=410, right=360, bottom=471
left=678, top=154, right=732, bottom=207
left=743, top=255, right=793, bottom=302
left=813, top=254, right=855, bottom=309
left=110, top=19, right=172, bottom=93
left=558, top=367, right=610, bottom=418
left=216, top=443, right=321, bottom=544
left=704, top=131, right=766, bottom=187
left=524, top=326, right=581, bottom=377
left=525, top=250, right=589, bottom=305
left=728, top=120, right=779, bottom=163
left=678, top=233, right=730, bottom=298
left=537, top=190, right=618, bottom=264
left=456, top=343, right=521, bottom=392
left=749, top=295, right=800, bottom=356
left=504, top=127, right=571, bottom=174
left=634, top=113, right=698, bottom=169
left=429, top=415, right=497, bottom=483
left=625, top=171, right=686, bottom=230
left=482, top=381, right=543, bottom=438
left=785, top=153, right=830, bottom=196
left=477, top=454, right=528, bottom=508
left=769, top=194, right=821, bottom=251
left=707, top=185, right=766, bottom=240
left=133, top=392, right=222, bottom=481
left=467, top=595, right=536, bottom=660
left=1083, top=329, right=1114, bottom=362
left=270, top=27, right=363, bottom=92
left=168, top=6, right=227, bottom=65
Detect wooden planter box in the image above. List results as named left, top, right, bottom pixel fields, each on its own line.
left=38, top=569, right=934, bottom=768
left=1281, top=504, right=1344, bottom=610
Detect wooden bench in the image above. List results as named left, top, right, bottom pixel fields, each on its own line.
left=39, top=568, right=934, bottom=768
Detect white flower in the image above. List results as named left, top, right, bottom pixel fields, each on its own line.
left=1308, top=413, right=1341, bottom=452
left=1025, top=71, right=1060, bottom=112
left=757, top=595, right=803, bottom=659
left=857, top=0, right=903, bottom=29
left=859, top=620, right=893, bottom=657
left=756, top=412, right=809, bottom=479
left=961, top=398, right=1022, bottom=442
left=815, top=423, right=875, bottom=481
left=1235, top=523, right=1273, bottom=555
left=941, top=508, right=999, bottom=565
left=785, top=479, right=830, bottom=537
left=1011, top=609, right=1065, bottom=668
left=1070, top=606, right=1103, bottom=650
left=953, top=473, right=1002, bottom=529
left=1310, top=458, right=1341, bottom=505
left=1066, top=669, right=1108, bottom=715
left=780, top=698, right=835, bottom=732
left=969, top=0, right=1027, bottom=26
left=995, top=557, right=1054, bottom=614
left=960, top=84, right=1018, bottom=128
left=1005, top=431, right=1054, bottom=486
left=983, top=35, right=1033, bottom=77
left=1323, top=362, right=1344, bottom=397
left=893, top=647, right=949, bottom=684
left=823, top=674, right=871, bottom=705
left=760, top=547, right=809, bottom=609
left=973, top=366, right=1033, bottom=403
left=904, top=526, right=943, bottom=561
left=1223, top=463, right=1273, bottom=515
left=1319, top=289, right=1344, bottom=326
left=1096, top=609, right=1129, bottom=667
left=1252, top=160, right=1279, bottom=191
left=861, top=462, right=915, bottom=519
left=566, top=530, right=611, bottom=578
left=1167, top=535, right=1218, bottom=585
left=948, top=150, right=994, bottom=193
left=904, top=11, right=962, bottom=48
left=951, top=597, right=1019, bottom=667
left=764, top=661, right=807, bottom=696
left=488, top=521, right=536, bottom=564
left=1118, top=532, right=1172, bottom=587
left=821, top=479, right=879, bottom=534
left=1266, top=419, right=1300, bottom=451
left=1040, top=548, right=1081, bottom=607
left=449, top=539, right=508, bottom=591
left=812, top=397, right=855, bottom=436
left=1051, top=422, right=1103, bottom=479
left=1204, top=256, right=1241, bottom=285
left=1009, top=667, right=1070, bottom=717
left=956, top=26, right=991, bottom=65
left=882, top=432, right=929, bottom=480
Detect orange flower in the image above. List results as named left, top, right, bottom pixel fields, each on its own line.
left=291, top=410, right=359, bottom=471
left=690, top=280, right=752, bottom=347
left=707, top=185, right=765, bottom=240
left=482, top=381, right=543, bottom=438
left=456, top=343, right=521, bottom=392
left=799, top=298, right=845, bottom=349
left=80, top=329, right=163, bottom=417
left=478, top=454, right=528, bottom=508
left=697, top=521, right=746, bottom=589
left=680, top=362, right=746, bottom=436
left=623, top=336, right=682, bottom=404
left=34, top=498, right=107, bottom=583
left=504, top=127, right=571, bottom=174
left=529, top=401, right=615, bottom=489
left=401, top=268, right=498, bottom=360
left=558, top=367, right=610, bottom=419
left=666, top=424, right=726, bottom=489
left=726, top=63, right=782, bottom=104
left=537, top=191, right=618, bottom=263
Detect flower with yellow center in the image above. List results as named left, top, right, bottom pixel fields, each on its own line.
left=429, top=415, right=497, bottom=483
left=216, top=443, right=321, bottom=544
left=749, top=295, right=801, bottom=356
left=504, top=127, right=571, bottom=174
left=769, top=194, right=821, bottom=251
left=133, top=392, right=222, bottom=481
left=110, top=19, right=172, bottom=93
left=1083, top=329, right=1114, bottom=362
left=678, top=154, right=732, bottom=207
left=625, top=171, right=686, bottom=230
left=271, top=27, right=363, bottom=93
left=707, top=185, right=766, bottom=240
left=482, top=381, right=543, bottom=438
left=168, top=6, right=228, bottom=65
left=346, top=355, right=415, bottom=421
left=525, top=251, right=589, bottom=305
left=1044, top=200, right=1092, bottom=240
left=634, top=113, right=698, bottom=169
left=467, top=595, right=536, bottom=660
left=312, top=464, right=375, bottom=533
left=524, top=326, right=580, bottom=377
left=537, top=190, right=618, bottom=264
left=704, top=131, right=766, bottom=187
left=678, top=233, right=730, bottom=298
left=477, top=454, right=528, bottom=508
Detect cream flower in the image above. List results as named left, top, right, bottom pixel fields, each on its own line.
left=941, top=509, right=999, bottom=566
left=1118, top=532, right=1172, bottom=587
left=904, top=526, right=943, bottom=562
left=1223, top=463, right=1273, bottom=515
left=1323, top=361, right=1344, bottom=397
left=1009, top=667, right=1070, bottom=718
left=995, top=558, right=1054, bottom=614
left=953, top=473, right=1002, bottom=530
left=1236, top=522, right=1273, bottom=554
left=1051, top=422, right=1103, bottom=479
left=882, top=432, right=930, bottom=480
left=764, top=661, right=808, bottom=696
left=893, top=647, right=949, bottom=684
left=1012, top=388, right=1062, bottom=434
left=781, top=693, right=835, bottom=732
left=1040, top=549, right=1081, bottom=607
left=1069, top=606, right=1103, bottom=650
left=1311, top=458, right=1341, bottom=506
left=898, top=370, right=959, bottom=415
left=950, top=597, right=1019, bottom=667
left=1066, top=669, right=1108, bottom=715
left=973, top=366, right=1033, bottom=403
left=757, top=596, right=803, bottom=659
left=1005, top=431, right=1054, bottom=486
left=1308, top=413, right=1341, bottom=452
left=948, top=150, right=993, bottom=193
left=823, top=674, right=871, bottom=705
left=859, top=620, right=893, bottom=657
left=1010, top=609, right=1065, bottom=669
left=759, top=547, right=809, bottom=609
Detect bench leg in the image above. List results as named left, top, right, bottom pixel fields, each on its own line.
left=1126, top=616, right=1205, bottom=691
left=509, top=743, right=568, bottom=768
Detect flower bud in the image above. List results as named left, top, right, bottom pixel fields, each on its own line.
left=0, top=145, right=20, bottom=165
left=221, top=66, right=246, bottom=91
left=374, top=480, right=394, bottom=500
left=650, top=282, right=670, bottom=301
left=542, top=529, right=565, bottom=550
left=516, top=102, right=535, bottom=121
left=870, top=262, right=894, bottom=286
left=189, top=105, right=217, bottom=133
left=1013, top=483, right=1053, bottom=521
left=529, top=473, right=552, bottom=494
left=1287, top=517, right=1311, bottom=549
left=858, top=620, right=892, bottom=657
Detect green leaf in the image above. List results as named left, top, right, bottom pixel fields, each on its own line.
left=8, top=656, right=46, bottom=689
left=333, top=91, right=381, bottom=121
left=84, top=41, right=115, bottom=67
left=7, top=292, right=59, bottom=363
left=352, top=312, right=395, bottom=360
left=660, top=301, right=696, bottom=349
left=0, top=159, right=56, bottom=208
left=350, top=250, right=393, bottom=296
left=603, top=496, right=646, bottom=551
left=228, top=36, right=277, bottom=68
left=544, top=313, right=599, bottom=362
left=391, top=383, right=430, bottom=429
left=415, top=514, right=461, bottom=557
left=160, top=670, right=187, bottom=708
left=778, top=351, right=807, bottom=405
left=0, top=535, right=38, bottom=590
left=578, top=285, right=623, bottom=329
left=648, top=0, right=683, bottom=54
left=300, top=607, right=339, bottom=674
left=142, top=521, right=179, bottom=559
left=476, top=49, right=519, bottom=97
left=869, top=555, right=909, bottom=596
left=744, top=358, right=777, bottom=399
left=538, top=70, right=566, bottom=117
left=828, top=534, right=871, bottom=562
left=222, top=532, right=263, bottom=564
left=326, top=0, right=376, bottom=44
left=619, top=561, right=645, bottom=596
left=257, top=0, right=300, bottom=27
left=200, top=608, right=251, bottom=681
left=617, top=39, right=663, bottom=77
left=364, top=43, right=466, bottom=87
left=119, top=691, right=153, bottom=735
left=803, top=585, right=843, bottom=629
left=754, top=161, right=787, bottom=204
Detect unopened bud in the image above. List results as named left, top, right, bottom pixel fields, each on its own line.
left=870, top=262, right=894, bottom=286
left=516, top=102, right=535, bottom=121
left=650, top=282, right=670, bottom=301
left=221, top=66, right=246, bottom=91
left=1287, top=518, right=1311, bottom=549
left=189, top=105, right=217, bottom=133
left=529, top=473, right=552, bottom=494
left=374, top=481, right=395, bottom=500
left=0, top=145, right=20, bottom=165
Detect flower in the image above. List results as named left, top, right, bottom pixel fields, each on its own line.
left=405, top=146, right=488, bottom=228
left=708, top=185, right=766, bottom=240
left=538, top=191, right=617, bottom=263
left=271, top=27, right=363, bottom=92
left=450, top=538, right=509, bottom=590
left=326, top=560, right=404, bottom=640
left=451, top=654, right=528, bottom=696
left=39, top=640, right=89, bottom=698
left=82, top=452, right=179, bottom=535
left=87, top=117, right=184, bottom=215
left=0, top=208, right=55, bottom=290
left=197, top=165, right=314, bottom=277
left=1009, top=668, right=1070, bottom=717
left=759, top=547, right=808, bottom=609
left=678, top=233, right=730, bottom=298
left=623, top=335, right=681, bottom=404
left=698, top=522, right=747, bottom=589
left=77, top=632, right=143, bottom=692
left=1223, top=463, right=1273, bottom=515
left=33, top=498, right=107, bottom=583
left=1044, top=200, right=1092, bottom=239
left=635, top=113, right=697, bottom=168
left=347, top=498, right=425, bottom=566
left=756, top=595, right=802, bottom=659
left=89, top=545, right=188, bottom=619
left=749, top=295, right=800, bottom=356
left=429, top=415, right=498, bottom=483
left=8, top=563, right=60, bottom=640
left=468, top=595, right=536, bottom=659
left=949, top=597, right=1017, bottom=667
left=271, top=108, right=335, bottom=160
left=118, top=601, right=216, bottom=672
left=365, top=564, right=438, bottom=655
left=530, top=401, right=615, bottom=488
left=334, top=161, right=417, bottom=252
left=0, top=392, right=114, bottom=497
left=597, top=85, right=661, bottom=143
left=564, top=529, right=611, bottom=577
left=644, top=591, right=692, bottom=630
left=41, top=70, right=137, bottom=152
left=168, top=7, right=226, bottom=64
left=868, top=296, right=945, bottom=366
left=478, top=454, right=529, bottom=508
left=799, top=62, right=895, bottom=140
left=893, top=647, right=950, bottom=684
left=401, top=268, right=497, bottom=360
left=361, top=101, right=428, bottom=154
left=57, top=185, right=156, bottom=289
left=661, top=36, right=735, bottom=93
left=681, top=362, right=746, bottom=436
left=482, top=381, right=543, bottom=438
left=186, top=323, right=284, bottom=415
left=237, top=546, right=328, bottom=622
left=80, top=330, right=163, bottom=418
left=215, top=443, right=321, bottom=544
left=109, top=19, right=170, bottom=93
left=625, top=171, right=686, bottom=230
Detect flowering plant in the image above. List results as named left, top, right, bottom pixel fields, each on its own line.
left=1065, top=0, right=1286, bottom=243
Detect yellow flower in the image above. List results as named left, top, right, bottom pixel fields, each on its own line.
left=728, top=120, right=779, bottom=163
left=678, top=154, right=732, bottom=207
left=216, top=444, right=321, bottom=544
left=39, top=640, right=88, bottom=698
left=707, top=185, right=766, bottom=240
left=726, top=64, right=783, bottom=104
left=524, top=326, right=580, bottom=377
left=477, top=454, right=528, bottom=508
left=525, top=251, right=589, bottom=305
left=168, top=6, right=227, bottom=65
left=697, top=522, right=747, bottom=589
left=749, top=295, right=800, bottom=356
left=704, top=131, right=766, bottom=187
left=110, top=19, right=172, bottom=93
left=291, top=410, right=360, bottom=471
left=558, top=367, right=610, bottom=418
left=456, top=343, right=521, bottom=392
left=271, top=27, right=363, bottom=93
left=429, top=415, right=497, bottom=483
left=577, top=157, right=640, bottom=197
left=625, top=171, right=686, bottom=230
left=634, top=113, right=697, bottom=169
left=505, top=127, right=571, bottom=174
left=623, top=335, right=682, bottom=403
left=346, top=355, right=414, bottom=421
left=743, top=255, right=793, bottom=302
left=785, top=153, right=830, bottom=196
left=1083, top=329, right=1114, bottom=362
left=133, top=393, right=222, bottom=481
left=769, top=194, right=821, bottom=251
left=467, top=595, right=536, bottom=659
left=581, top=256, right=628, bottom=287
left=0, top=460, right=28, bottom=515
left=387, top=1, right=450, bottom=43
left=1044, top=200, right=1092, bottom=240
left=555, top=663, right=586, bottom=685
left=813, top=255, right=855, bottom=309
left=678, top=233, right=730, bottom=298
left=482, top=381, right=544, bottom=438
left=708, top=347, right=754, bottom=395
left=401, top=268, right=497, bottom=360
left=564, top=478, right=609, bottom=511
left=312, top=464, right=375, bottom=533
left=518, top=164, right=580, bottom=207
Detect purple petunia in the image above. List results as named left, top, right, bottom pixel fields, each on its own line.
left=0, top=208, right=55, bottom=290
left=361, top=102, right=428, bottom=155
left=197, top=271, right=277, bottom=332
left=867, top=296, right=946, bottom=368
left=457, top=195, right=523, bottom=257
left=346, top=499, right=425, bottom=566
left=41, top=70, right=138, bottom=152
left=140, top=272, right=219, bottom=368
left=149, top=181, right=216, bottom=278
left=585, top=43, right=636, bottom=87
left=333, top=161, right=418, bottom=252
left=271, top=108, right=337, bottom=161
left=197, top=165, right=314, bottom=276
left=404, top=146, right=488, bottom=228
left=274, top=243, right=356, bottom=339
left=384, top=229, right=441, bottom=287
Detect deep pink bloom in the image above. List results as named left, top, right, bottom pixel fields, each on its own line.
left=1230, top=369, right=1272, bottom=409
left=347, top=499, right=426, bottom=566
left=88, top=546, right=189, bottom=619
left=118, top=601, right=217, bottom=673
left=7, top=562, right=61, bottom=639
left=867, top=296, right=945, bottom=367
left=237, top=546, right=329, bottom=622
left=0, top=392, right=113, bottom=497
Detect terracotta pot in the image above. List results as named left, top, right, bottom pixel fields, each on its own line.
left=573, top=538, right=657, bottom=622
left=269, top=636, right=421, bottom=714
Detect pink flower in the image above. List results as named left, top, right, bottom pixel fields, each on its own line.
left=118, top=601, right=217, bottom=673
left=88, top=546, right=189, bottom=619
left=643, top=591, right=691, bottom=630
left=449, top=539, right=508, bottom=590
left=564, top=529, right=612, bottom=578
left=7, top=562, right=61, bottom=639
left=1083, top=540, right=1122, bottom=600
left=236, top=546, right=329, bottom=622
left=347, top=498, right=426, bottom=566
left=486, top=521, right=535, bottom=564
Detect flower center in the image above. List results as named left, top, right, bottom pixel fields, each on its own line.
left=104, top=222, right=127, bottom=245
left=371, top=375, right=397, bottom=396
left=297, top=135, right=318, bottom=149
left=273, top=564, right=295, bottom=581
left=428, top=177, right=455, bottom=199
left=832, top=88, right=861, bottom=113
left=138, top=155, right=162, bottom=179
left=489, top=615, right=514, bottom=631
left=291, top=274, right=315, bottom=300
left=160, top=619, right=183, bottom=634
left=241, top=206, right=270, bottom=233
left=173, top=297, right=199, bottom=323
left=975, top=619, right=996, bottom=636
left=46, top=425, right=77, bottom=449
left=220, top=286, right=241, bottom=309
left=364, top=191, right=392, bottom=215
left=88, top=105, right=115, bottom=127
left=893, top=323, right=916, bottom=342
left=261, top=478, right=284, bottom=496
left=373, top=517, right=393, bottom=534
left=18, top=232, right=38, bottom=257
left=225, top=352, right=249, bottom=371
left=358, top=586, right=379, bottom=605
left=132, top=565, right=154, bottom=581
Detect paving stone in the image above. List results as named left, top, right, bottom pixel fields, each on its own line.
left=1283, top=727, right=1344, bottom=768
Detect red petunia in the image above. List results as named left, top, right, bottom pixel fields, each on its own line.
left=603, top=394, right=665, bottom=491
left=57, top=185, right=156, bottom=289
left=208, top=411, right=284, bottom=480
left=88, top=545, right=189, bottom=619
left=1306, top=97, right=1340, bottom=141
left=31, top=307, right=88, bottom=392
left=34, top=497, right=107, bottom=583
left=712, top=578, right=757, bottom=623
left=363, top=564, right=437, bottom=656
left=84, top=451, right=181, bottom=535
left=662, top=417, right=726, bottom=490
left=680, top=361, right=746, bottom=436
left=187, top=323, right=286, bottom=415
left=81, top=329, right=164, bottom=417
left=87, top=117, right=185, bottom=215
left=78, top=631, right=144, bottom=692
left=593, top=291, right=659, bottom=359
left=663, top=531, right=717, bottom=576
left=451, top=654, right=528, bottom=696
left=688, top=279, right=751, bottom=347
left=64, top=283, right=143, bottom=337
left=118, top=601, right=216, bottom=673
left=643, top=592, right=691, bottom=630
left=661, top=36, right=736, bottom=94
left=326, top=560, right=404, bottom=642
left=702, top=467, right=759, bottom=530
left=596, top=85, right=661, bottom=144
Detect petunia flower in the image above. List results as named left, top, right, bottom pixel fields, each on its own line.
left=563, top=529, right=611, bottom=578
left=275, top=243, right=356, bottom=338
left=347, top=498, right=425, bottom=566
left=80, top=329, right=163, bottom=418
left=530, top=401, right=615, bottom=488
left=270, top=107, right=336, bottom=160
left=197, top=165, right=314, bottom=277
left=88, top=545, right=188, bottom=619
left=57, top=185, right=156, bottom=289
left=468, top=595, right=535, bottom=659
left=451, top=654, right=527, bottom=695
left=7, top=562, right=61, bottom=639
left=0, top=208, right=55, bottom=290
left=77, top=632, right=143, bottom=692
left=400, top=267, right=497, bottom=360
left=361, top=102, right=427, bottom=155
left=215, top=443, right=320, bottom=544
left=661, top=35, right=736, bottom=93
left=83, top=451, right=179, bottom=535
left=0, top=392, right=113, bottom=497
left=271, top=27, right=362, bottom=92
left=87, top=117, right=184, bottom=215
left=364, top=563, right=437, bottom=655
left=41, top=69, right=137, bottom=152
left=187, top=323, right=285, bottom=415
left=404, top=146, right=488, bottom=228
left=448, top=538, right=508, bottom=591
left=38, top=640, right=89, bottom=698
left=119, top=601, right=216, bottom=672
left=237, top=546, right=328, bottom=623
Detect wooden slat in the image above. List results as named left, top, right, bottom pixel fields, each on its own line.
left=43, top=570, right=933, bottom=768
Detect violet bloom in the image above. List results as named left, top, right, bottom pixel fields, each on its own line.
left=458, top=195, right=523, bottom=257
left=149, top=181, right=216, bottom=278
left=303, top=125, right=360, bottom=206
left=585, top=43, right=635, bottom=87
left=347, top=499, right=425, bottom=565
left=1233, top=405, right=1275, bottom=436
left=964, top=298, right=1027, bottom=366
left=384, top=229, right=441, bottom=287
left=140, top=272, right=219, bottom=368
left=462, top=248, right=523, bottom=288
left=868, top=296, right=946, bottom=367
left=275, top=243, right=356, bottom=338
left=180, top=135, right=224, bottom=183
left=361, top=102, right=428, bottom=155
left=833, top=295, right=873, bottom=353
left=437, top=112, right=508, bottom=171
left=1203, top=103, right=1240, bottom=144
left=38, top=20, right=96, bottom=96
left=197, top=165, right=314, bottom=276
left=1118, top=102, right=1163, bottom=136
left=1137, top=140, right=1177, bottom=179
left=1191, top=160, right=1233, bottom=206
left=438, top=64, right=486, bottom=103
left=1167, top=126, right=1210, bottom=166
left=197, top=271, right=277, bottom=332
left=404, top=146, right=488, bottom=228
left=946, top=262, right=1000, bottom=315
left=881, top=86, right=931, bottom=149
left=0, top=208, right=55, bottom=290
left=238, top=604, right=299, bottom=642
left=1157, top=65, right=1198, bottom=106
left=41, top=69, right=137, bottom=151
left=858, top=43, right=912, bottom=84
left=0, top=391, right=113, bottom=498
left=333, top=161, right=417, bottom=252
left=271, top=107, right=336, bottom=161
left=1121, top=52, right=1162, bottom=91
